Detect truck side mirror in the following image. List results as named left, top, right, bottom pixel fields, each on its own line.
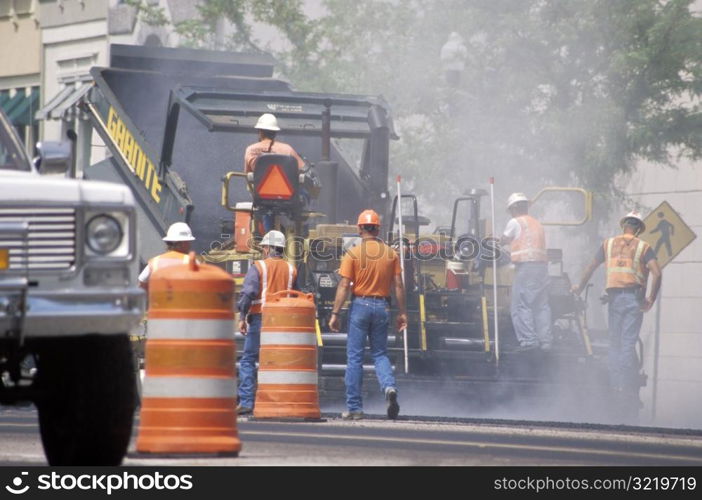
left=35, top=141, right=72, bottom=175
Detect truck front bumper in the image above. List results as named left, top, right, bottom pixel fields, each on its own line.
left=0, top=287, right=145, bottom=338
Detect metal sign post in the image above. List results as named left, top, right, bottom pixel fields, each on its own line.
left=489, top=177, right=500, bottom=364
left=651, top=283, right=662, bottom=422
left=396, top=176, right=409, bottom=374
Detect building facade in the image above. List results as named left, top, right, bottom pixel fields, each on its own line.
left=0, top=0, right=196, bottom=161
left=0, top=0, right=41, bottom=154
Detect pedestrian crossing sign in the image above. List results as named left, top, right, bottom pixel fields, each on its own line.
left=639, top=201, right=696, bottom=269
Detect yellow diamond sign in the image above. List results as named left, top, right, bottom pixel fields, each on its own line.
left=639, top=201, right=697, bottom=269
left=0, top=248, right=7, bottom=270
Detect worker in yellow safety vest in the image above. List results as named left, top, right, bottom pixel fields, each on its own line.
left=572, top=210, right=662, bottom=419
left=236, top=230, right=298, bottom=415
left=138, top=222, right=195, bottom=291
left=500, top=192, right=552, bottom=351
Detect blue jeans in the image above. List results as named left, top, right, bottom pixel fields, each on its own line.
left=511, top=262, right=552, bottom=346
left=345, top=297, right=396, bottom=412
left=607, top=289, right=643, bottom=393
left=238, top=314, right=262, bottom=408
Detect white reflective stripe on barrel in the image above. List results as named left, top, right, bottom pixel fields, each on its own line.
left=142, top=376, right=236, bottom=398
left=260, top=331, right=317, bottom=346
left=287, top=262, right=295, bottom=289
left=147, top=319, right=235, bottom=340
left=257, top=370, right=318, bottom=385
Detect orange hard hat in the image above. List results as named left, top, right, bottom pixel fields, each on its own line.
left=357, top=209, right=380, bottom=226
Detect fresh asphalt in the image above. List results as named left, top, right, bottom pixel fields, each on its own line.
left=2, top=406, right=702, bottom=466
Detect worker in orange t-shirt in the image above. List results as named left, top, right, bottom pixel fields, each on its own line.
left=329, top=209, right=407, bottom=421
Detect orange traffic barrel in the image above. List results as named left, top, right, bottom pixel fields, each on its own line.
left=136, top=252, right=241, bottom=455
left=254, top=290, right=321, bottom=419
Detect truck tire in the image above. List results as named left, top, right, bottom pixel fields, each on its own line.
left=33, top=334, right=136, bottom=466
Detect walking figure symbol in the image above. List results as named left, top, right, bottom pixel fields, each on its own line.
left=651, top=212, right=674, bottom=258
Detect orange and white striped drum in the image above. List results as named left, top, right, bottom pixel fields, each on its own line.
left=254, top=290, right=321, bottom=419
left=136, top=252, right=241, bottom=455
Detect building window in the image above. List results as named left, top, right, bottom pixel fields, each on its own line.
left=13, top=0, right=33, bottom=16
left=0, top=0, right=35, bottom=17
left=57, top=53, right=98, bottom=84
left=0, top=0, right=12, bottom=18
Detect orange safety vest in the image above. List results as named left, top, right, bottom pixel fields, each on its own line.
left=148, top=250, right=190, bottom=273
left=604, top=234, right=650, bottom=289
left=249, top=257, right=297, bottom=314
left=510, top=215, right=547, bottom=263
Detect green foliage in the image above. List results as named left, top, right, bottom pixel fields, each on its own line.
left=124, top=0, right=169, bottom=26
left=168, top=0, right=317, bottom=56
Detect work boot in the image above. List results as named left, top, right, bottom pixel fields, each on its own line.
left=385, top=387, right=400, bottom=420
left=236, top=404, right=253, bottom=415
left=341, top=410, right=364, bottom=420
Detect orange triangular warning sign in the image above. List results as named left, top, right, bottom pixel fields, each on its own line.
left=256, top=164, right=294, bottom=200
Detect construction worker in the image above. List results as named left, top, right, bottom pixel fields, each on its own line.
left=244, top=113, right=305, bottom=234
left=244, top=113, right=304, bottom=174
left=236, top=230, right=297, bottom=415
left=138, top=222, right=195, bottom=291
left=329, top=209, right=407, bottom=420
left=501, top=193, right=553, bottom=351
left=572, top=210, right=661, bottom=418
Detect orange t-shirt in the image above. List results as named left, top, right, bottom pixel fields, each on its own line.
left=339, top=238, right=401, bottom=297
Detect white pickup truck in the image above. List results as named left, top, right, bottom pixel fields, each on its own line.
left=0, top=108, right=144, bottom=465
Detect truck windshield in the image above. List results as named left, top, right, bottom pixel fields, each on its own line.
left=0, top=111, right=30, bottom=171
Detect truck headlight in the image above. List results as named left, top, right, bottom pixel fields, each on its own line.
left=86, top=214, right=123, bottom=254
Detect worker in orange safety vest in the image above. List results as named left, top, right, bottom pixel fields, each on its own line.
left=138, top=222, right=195, bottom=291
left=236, top=230, right=297, bottom=415
left=500, top=192, right=552, bottom=351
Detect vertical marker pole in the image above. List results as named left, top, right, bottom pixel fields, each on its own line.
left=651, top=284, right=662, bottom=423
left=489, top=177, right=500, bottom=364
left=396, top=176, right=409, bottom=374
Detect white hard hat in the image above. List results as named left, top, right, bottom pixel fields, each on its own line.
left=162, top=222, right=195, bottom=242
left=260, top=230, right=286, bottom=248
left=620, top=210, right=646, bottom=233
left=507, top=192, right=529, bottom=209
left=254, top=113, right=281, bottom=131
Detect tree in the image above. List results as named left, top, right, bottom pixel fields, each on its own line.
left=301, top=0, right=702, bottom=213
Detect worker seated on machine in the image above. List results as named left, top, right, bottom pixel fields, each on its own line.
left=244, top=113, right=318, bottom=233
left=244, top=113, right=305, bottom=175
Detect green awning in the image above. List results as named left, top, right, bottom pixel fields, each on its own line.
left=0, top=90, right=10, bottom=107
left=1, top=89, right=26, bottom=118
left=6, top=87, right=40, bottom=126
